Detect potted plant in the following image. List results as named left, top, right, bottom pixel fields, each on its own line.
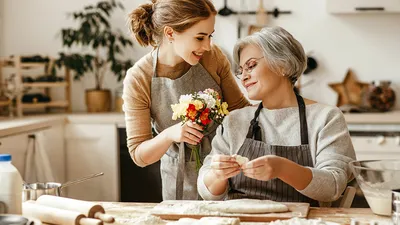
left=55, top=0, right=134, bottom=112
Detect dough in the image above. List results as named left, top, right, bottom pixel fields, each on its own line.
left=268, top=217, right=340, bottom=225
left=206, top=199, right=289, bottom=214
left=167, top=217, right=240, bottom=225
left=232, top=154, right=249, bottom=166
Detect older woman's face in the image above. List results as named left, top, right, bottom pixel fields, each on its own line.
left=239, top=44, right=287, bottom=100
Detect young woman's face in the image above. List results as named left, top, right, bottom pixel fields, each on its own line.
left=238, top=44, right=287, bottom=100
left=171, top=15, right=215, bottom=65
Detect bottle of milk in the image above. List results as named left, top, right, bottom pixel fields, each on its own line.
left=0, top=154, right=23, bottom=214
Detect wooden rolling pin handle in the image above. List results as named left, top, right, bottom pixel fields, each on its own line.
left=94, top=212, right=115, bottom=223
left=80, top=218, right=103, bottom=225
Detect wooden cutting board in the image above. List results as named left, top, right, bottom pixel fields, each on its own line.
left=150, top=200, right=310, bottom=222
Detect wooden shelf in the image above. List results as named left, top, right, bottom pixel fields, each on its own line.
left=22, top=100, right=69, bottom=109
left=1, top=55, right=71, bottom=116
left=23, top=82, right=68, bottom=88
left=0, top=100, right=11, bottom=107
left=20, top=62, right=48, bottom=69
left=0, top=60, right=48, bottom=69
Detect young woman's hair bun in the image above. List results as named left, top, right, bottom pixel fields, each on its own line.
left=129, top=1, right=156, bottom=47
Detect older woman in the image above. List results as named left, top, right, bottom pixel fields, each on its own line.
left=197, top=26, right=356, bottom=206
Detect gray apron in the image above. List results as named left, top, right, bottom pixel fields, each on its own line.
left=150, top=48, right=222, bottom=200
left=228, top=93, right=319, bottom=207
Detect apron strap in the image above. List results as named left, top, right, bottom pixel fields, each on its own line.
left=152, top=47, right=160, bottom=77
left=295, top=93, right=309, bottom=145
left=246, top=103, right=264, bottom=141
left=175, top=142, right=185, bottom=200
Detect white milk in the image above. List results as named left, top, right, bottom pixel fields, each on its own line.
left=364, top=194, right=392, bottom=216
left=0, top=154, right=23, bottom=214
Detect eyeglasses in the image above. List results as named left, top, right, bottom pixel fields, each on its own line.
left=235, top=56, right=264, bottom=79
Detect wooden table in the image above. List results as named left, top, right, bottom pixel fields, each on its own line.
left=99, top=202, right=393, bottom=225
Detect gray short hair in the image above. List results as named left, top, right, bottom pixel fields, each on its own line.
left=233, top=26, right=307, bottom=85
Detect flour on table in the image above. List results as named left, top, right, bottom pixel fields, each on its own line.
left=205, top=199, right=289, bottom=214
left=167, top=217, right=240, bottom=225
left=119, top=213, right=166, bottom=225
left=232, top=154, right=249, bottom=166
left=268, top=217, right=339, bottom=225
left=153, top=201, right=220, bottom=215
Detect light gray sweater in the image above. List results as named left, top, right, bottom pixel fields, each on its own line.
left=197, top=103, right=356, bottom=203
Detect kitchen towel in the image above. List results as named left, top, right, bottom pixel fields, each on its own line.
left=24, top=132, right=55, bottom=183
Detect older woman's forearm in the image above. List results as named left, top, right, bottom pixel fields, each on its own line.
left=204, top=170, right=229, bottom=196
left=277, top=158, right=313, bottom=191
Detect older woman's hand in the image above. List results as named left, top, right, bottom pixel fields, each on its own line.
left=241, top=155, right=283, bottom=181
left=210, top=154, right=241, bottom=181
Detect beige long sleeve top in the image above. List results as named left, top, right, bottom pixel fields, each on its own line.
left=122, top=44, right=250, bottom=162
left=198, top=103, right=357, bottom=202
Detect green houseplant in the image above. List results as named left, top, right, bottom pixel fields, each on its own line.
left=55, top=0, right=134, bottom=112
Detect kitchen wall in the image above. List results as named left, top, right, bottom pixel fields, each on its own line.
left=1, top=0, right=400, bottom=111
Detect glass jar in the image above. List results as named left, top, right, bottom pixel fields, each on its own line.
left=368, top=81, right=396, bottom=112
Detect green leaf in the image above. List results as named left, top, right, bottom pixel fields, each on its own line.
left=54, top=0, right=134, bottom=89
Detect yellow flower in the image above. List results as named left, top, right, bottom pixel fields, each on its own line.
left=193, top=100, right=204, bottom=110
left=216, top=99, right=221, bottom=107
left=171, top=103, right=189, bottom=120
left=221, top=102, right=229, bottom=115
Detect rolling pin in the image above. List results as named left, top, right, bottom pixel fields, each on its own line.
left=23, top=201, right=102, bottom=225
left=36, top=195, right=115, bottom=223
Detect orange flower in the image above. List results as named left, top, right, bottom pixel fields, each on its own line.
left=200, top=108, right=211, bottom=125
left=186, top=104, right=197, bottom=121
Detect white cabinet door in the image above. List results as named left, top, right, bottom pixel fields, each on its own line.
left=64, top=124, right=118, bottom=201
left=327, top=0, right=400, bottom=13
left=352, top=136, right=400, bottom=160
left=0, top=125, right=65, bottom=183
left=0, top=133, right=29, bottom=176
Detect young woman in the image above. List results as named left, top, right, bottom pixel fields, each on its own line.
left=124, top=0, right=249, bottom=200
left=198, top=26, right=356, bottom=206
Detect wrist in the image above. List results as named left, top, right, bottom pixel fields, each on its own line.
left=161, top=127, right=174, bottom=143
left=273, top=156, right=287, bottom=179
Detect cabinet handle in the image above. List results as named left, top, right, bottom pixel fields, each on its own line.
left=396, top=136, right=400, bottom=146
left=376, top=136, right=385, bottom=145
left=355, top=7, right=385, bottom=11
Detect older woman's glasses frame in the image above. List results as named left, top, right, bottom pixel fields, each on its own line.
left=235, top=57, right=264, bottom=79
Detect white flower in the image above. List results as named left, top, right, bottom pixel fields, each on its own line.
left=199, top=93, right=216, bottom=108
left=179, top=94, right=193, bottom=104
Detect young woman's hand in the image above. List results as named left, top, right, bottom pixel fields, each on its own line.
left=241, top=155, right=283, bottom=181
left=210, top=154, right=241, bottom=181
left=166, top=121, right=204, bottom=145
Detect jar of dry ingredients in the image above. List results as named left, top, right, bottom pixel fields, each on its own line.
left=115, top=86, right=124, bottom=112
left=368, top=81, right=396, bottom=112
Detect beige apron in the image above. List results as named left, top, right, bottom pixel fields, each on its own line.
left=228, top=93, right=319, bottom=207
left=150, top=48, right=221, bottom=200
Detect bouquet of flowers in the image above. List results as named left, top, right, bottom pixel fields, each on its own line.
left=171, top=88, right=230, bottom=170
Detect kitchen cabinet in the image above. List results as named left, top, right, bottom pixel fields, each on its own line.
left=351, top=134, right=400, bottom=160
left=0, top=133, right=29, bottom=176
left=64, top=124, right=118, bottom=202
left=327, top=0, right=400, bottom=13
left=0, top=124, right=65, bottom=182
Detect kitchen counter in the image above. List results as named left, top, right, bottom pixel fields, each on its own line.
left=343, top=110, right=400, bottom=124
left=1, top=110, right=400, bottom=138
left=99, top=202, right=392, bottom=225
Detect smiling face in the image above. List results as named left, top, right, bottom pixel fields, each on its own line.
left=167, top=15, right=216, bottom=65
left=238, top=44, right=288, bottom=101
